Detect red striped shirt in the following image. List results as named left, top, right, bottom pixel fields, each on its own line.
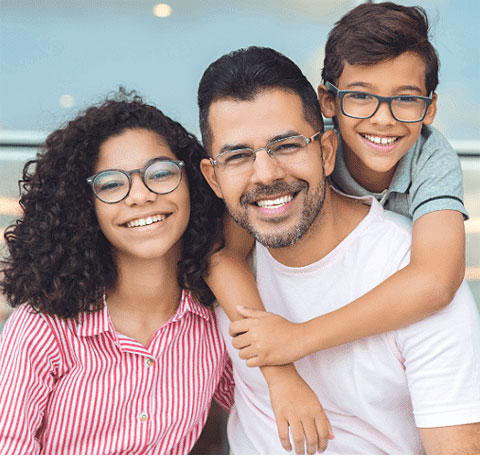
left=0, top=290, right=234, bottom=454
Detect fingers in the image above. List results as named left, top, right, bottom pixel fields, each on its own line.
left=231, top=332, right=250, bottom=349
left=303, top=419, right=320, bottom=455
left=276, top=418, right=292, bottom=453
left=236, top=305, right=270, bottom=317
left=315, top=415, right=334, bottom=453
left=229, top=319, right=251, bottom=337
left=289, top=420, right=306, bottom=455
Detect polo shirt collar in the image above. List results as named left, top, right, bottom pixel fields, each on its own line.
left=331, top=133, right=418, bottom=198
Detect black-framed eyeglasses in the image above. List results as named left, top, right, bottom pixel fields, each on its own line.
left=86, top=158, right=185, bottom=204
left=325, top=82, right=433, bottom=123
left=210, top=131, right=323, bottom=175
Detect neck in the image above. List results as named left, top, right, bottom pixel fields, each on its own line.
left=269, top=186, right=369, bottom=267
left=106, top=248, right=182, bottom=346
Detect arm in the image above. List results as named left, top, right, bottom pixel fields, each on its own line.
left=205, top=214, right=333, bottom=454
left=231, top=210, right=465, bottom=366
left=419, top=423, right=480, bottom=454
left=0, top=308, right=57, bottom=454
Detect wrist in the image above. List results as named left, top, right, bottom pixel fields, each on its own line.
left=261, top=364, right=299, bottom=387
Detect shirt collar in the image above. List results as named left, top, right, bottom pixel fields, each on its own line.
left=74, top=290, right=211, bottom=337
left=331, top=132, right=420, bottom=197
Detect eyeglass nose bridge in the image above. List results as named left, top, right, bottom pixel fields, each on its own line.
left=122, top=167, right=154, bottom=195
left=368, top=95, right=397, bottom=121
left=251, top=145, right=276, bottom=161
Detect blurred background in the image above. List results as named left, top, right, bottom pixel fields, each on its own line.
left=1, top=0, right=479, bottom=453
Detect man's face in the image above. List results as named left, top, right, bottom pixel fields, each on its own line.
left=318, top=51, right=437, bottom=192
left=201, top=88, right=336, bottom=248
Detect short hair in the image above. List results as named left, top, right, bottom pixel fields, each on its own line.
left=1, top=89, right=224, bottom=318
left=322, top=2, right=440, bottom=95
left=198, top=46, right=323, bottom=151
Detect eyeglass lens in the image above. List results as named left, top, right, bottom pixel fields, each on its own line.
left=342, top=93, right=428, bottom=122
left=217, top=136, right=309, bottom=173
left=92, top=160, right=182, bottom=203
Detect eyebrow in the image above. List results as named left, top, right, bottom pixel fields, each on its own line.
left=218, top=130, right=301, bottom=153
left=344, top=82, right=424, bottom=94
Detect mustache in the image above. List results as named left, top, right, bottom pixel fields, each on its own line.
left=239, top=182, right=307, bottom=207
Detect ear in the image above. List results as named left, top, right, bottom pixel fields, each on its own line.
left=200, top=158, right=224, bottom=199
left=318, top=84, right=337, bottom=118
left=423, top=92, right=437, bottom=125
left=320, top=129, right=338, bottom=177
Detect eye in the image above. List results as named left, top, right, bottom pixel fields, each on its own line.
left=94, top=173, right=127, bottom=192
left=271, top=139, right=304, bottom=154
left=150, top=169, right=174, bottom=180
left=223, top=150, right=253, bottom=164
left=396, top=96, right=422, bottom=104
left=347, top=92, right=373, bottom=101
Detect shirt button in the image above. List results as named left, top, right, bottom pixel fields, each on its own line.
left=145, top=358, right=154, bottom=367
left=139, top=412, right=149, bottom=422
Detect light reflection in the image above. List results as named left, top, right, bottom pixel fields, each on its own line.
left=153, top=3, right=172, bottom=18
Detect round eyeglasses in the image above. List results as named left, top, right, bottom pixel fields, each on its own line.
left=86, top=158, right=185, bottom=204
left=325, top=82, right=433, bottom=123
left=210, top=131, right=323, bottom=175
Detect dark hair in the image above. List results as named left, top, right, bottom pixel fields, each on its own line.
left=198, top=46, right=323, bottom=151
left=0, top=89, right=224, bottom=318
left=322, top=2, right=439, bottom=94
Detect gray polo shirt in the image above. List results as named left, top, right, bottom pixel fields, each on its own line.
left=329, top=125, right=468, bottom=222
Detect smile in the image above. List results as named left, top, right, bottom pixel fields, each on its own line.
left=255, top=194, right=294, bottom=209
left=125, top=214, right=168, bottom=228
left=361, top=134, right=400, bottom=145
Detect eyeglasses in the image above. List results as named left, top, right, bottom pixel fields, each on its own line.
left=325, top=82, right=433, bottom=123
left=86, top=158, right=185, bottom=204
left=210, top=131, right=323, bottom=175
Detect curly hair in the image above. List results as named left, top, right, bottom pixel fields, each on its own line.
left=0, top=89, right=225, bottom=318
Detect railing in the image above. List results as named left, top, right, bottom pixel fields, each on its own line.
left=1, top=132, right=479, bottom=329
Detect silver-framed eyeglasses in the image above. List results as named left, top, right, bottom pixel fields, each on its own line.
left=210, top=131, right=323, bottom=174
left=86, top=158, right=185, bottom=204
left=325, top=81, right=433, bottom=123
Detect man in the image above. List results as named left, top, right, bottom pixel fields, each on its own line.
left=198, top=46, right=480, bottom=454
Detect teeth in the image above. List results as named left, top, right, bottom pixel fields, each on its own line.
left=126, top=214, right=166, bottom=228
left=363, top=134, right=398, bottom=145
left=256, top=194, right=293, bottom=209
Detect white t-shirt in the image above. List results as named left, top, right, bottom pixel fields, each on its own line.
left=215, top=197, right=480, bottom=454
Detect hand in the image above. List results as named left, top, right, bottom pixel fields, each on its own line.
left=264, top=365, right=334, bottom=454
left=230, top=306, right=308, bottom=366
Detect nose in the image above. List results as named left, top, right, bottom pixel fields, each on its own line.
left=124, top=173, right=156, bottom=206
left=250, top=149, right=287, bottom=186
left=370, top=101, right=396, bottom=126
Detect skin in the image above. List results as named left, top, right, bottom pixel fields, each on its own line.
left=94, top=128, right=190, bottom=346
left=203, top=55, right=475, bottom=452
left=201, top=88, right=359, bottom=454
left=228, top=52, right=464, bottom=366
left=318, top=51, right=437, bottom=192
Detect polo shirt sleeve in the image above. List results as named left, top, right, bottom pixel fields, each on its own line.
left=394, top=282, right=480, bottom=428
left=409, top=127, right=468, bottom=222
left=213, top=354, right=235, bottom=413
left=0, top=307, right=60, bottom=454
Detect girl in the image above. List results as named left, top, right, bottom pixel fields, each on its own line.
left=0, top=91, right=233, bottom=454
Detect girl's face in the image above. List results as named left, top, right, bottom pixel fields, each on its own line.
left=93, top=128, right=190, bottom=264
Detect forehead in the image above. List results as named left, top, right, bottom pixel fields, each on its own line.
left=95, top=128, right=176, bottom=171
left=338, top=52, right=427, bottom=94
left=208, top=89, right=313, bottom=152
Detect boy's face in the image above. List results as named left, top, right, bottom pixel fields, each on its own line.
left=318, top=51, right=437, bottom=192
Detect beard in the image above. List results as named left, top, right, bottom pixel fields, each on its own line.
left=227, top=177, right=327, bottom=249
